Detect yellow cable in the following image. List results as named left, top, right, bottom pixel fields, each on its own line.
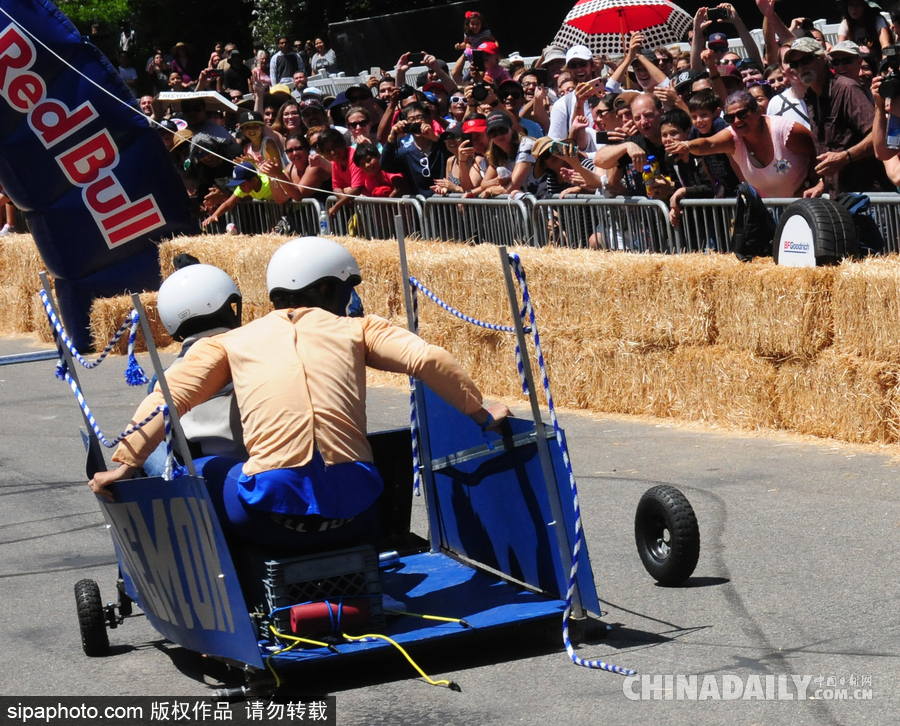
left=269, top=624, right=334, bottom=650
left=342, top=632, right=461, bottom=691
left=384, top=609, right=472, bottom=628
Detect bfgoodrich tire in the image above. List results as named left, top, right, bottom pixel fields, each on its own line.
left=773, top=198, right=858, bottom=267
left=74, top=579, right=109, bottom=657
left=635, top=486, right=700, bottom=586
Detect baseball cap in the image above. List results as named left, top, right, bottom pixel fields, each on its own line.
left=828, top=40, right=861, bottom=57
left=486, top=109, right=513, bottom=132
left=269, top=84, right=292, bottom=96
left=300, top=86, right=324, bottom=98
left=226, top=161, right=258, bottom=188
left=237, top=110, right=264, bottom=126
left=565, top=45, right=593, bottom=65
left=708, top=32, right=728, bottom=48
left=441, top=120, right=464, bottom=139
left=674, top=68, right=704, bottom=93
left=300, top=99, right=326, bottom=113
left=422, top=81, right=448, bottom=94
left=497, top=79, right=524, bottom=97
left=543, top=46, right=567, bottom=64
left=462, top=117, right=488, bottom=134
left=477, top=41, right=499, bottom=55
left=785, top=36, right=826, bottom=62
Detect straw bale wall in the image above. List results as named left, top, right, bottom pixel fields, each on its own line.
left=7, top=229, right=900, bottom=446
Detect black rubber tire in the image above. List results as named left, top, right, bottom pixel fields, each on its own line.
left=773, top=198, right=858, bottom=266
left=634, top=485, right=700, bottom=586
left=74, top=579, right=109, bottom=657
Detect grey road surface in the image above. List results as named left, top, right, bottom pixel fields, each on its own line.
left=0, top=336, right=896, bottom=726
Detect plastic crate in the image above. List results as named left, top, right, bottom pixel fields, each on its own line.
left=264, top=545, right=384, bottom=633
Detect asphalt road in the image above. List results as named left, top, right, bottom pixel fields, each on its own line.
left=0, top=335, right=897, bottom=726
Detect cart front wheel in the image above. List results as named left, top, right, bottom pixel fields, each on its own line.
left=74, top=579, right=109, bottom=657
left=634, top=485, right=700, bottom=586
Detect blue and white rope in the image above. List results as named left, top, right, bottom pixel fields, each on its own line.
left=409, top=287, right=424, bottom=497
left=61, top=369, right=181, bottom=480
left=39, top=290, right=149, bottom=387
left=409, top=277, right=520, bottom=333
left=509, top=253, right=634, bottom=676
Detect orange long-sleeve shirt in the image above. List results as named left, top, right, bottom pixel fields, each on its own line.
left=114, top=308, right=484, bottom=474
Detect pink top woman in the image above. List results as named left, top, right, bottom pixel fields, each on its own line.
left=729, top=114, right=810, bottom=198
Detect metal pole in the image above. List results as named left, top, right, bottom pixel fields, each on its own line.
left=130, top=293, right=197, bottom=478
left=39, top=272, right=107, bottom=478
left=497, top=247, right=584, bottom=617
left=395, top=214, right=440, bottom=550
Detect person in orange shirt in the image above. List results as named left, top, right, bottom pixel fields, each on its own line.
left=88, top=237, right=508, bottom=551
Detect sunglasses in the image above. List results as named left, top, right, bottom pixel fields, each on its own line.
left=286, top=146, right=306, bottom=154
left=830, top=55, right=857, bottom=67
left=723, top=108, right=752, bottom=123
left=734, top=58, right=757, bottom=69
left=347, top=94, right=370, bottom=103
left=418, top=155, right=431, bottom=178
left=500, top=91, right=523, bottom=101
left=450, top=95, right=466, bottom=103
left=488, top=127, right=511, bottom=137
left=347, top=120, right=369, bottom=128
left=568, top=59, right=590, bottom=68
left=788, top=54, right=817, bottom=69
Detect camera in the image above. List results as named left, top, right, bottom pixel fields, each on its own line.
left=471, top=82, right=489, bottom=101
left=879, top=45, right=900, bottom=98
left=707, top=7, right=728, bottom=21
left=406, top=122, right=422, bottom=134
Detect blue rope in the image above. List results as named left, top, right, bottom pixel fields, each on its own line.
left=40, top=290, right=148, bottom=387
left=508, top=253, right=634, bottom=676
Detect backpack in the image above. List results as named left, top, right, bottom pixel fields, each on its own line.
left=833, top=192, right=885, bottom=257
left=731, top=182, right=777, bottom=261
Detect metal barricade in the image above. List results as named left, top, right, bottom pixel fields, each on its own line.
left=531, top=196, right=674, bottom=252
left=422, top=195, right=534, bottom=245
left=862, top=193, right=900, bottom=254
left=678, top=197, right=799, bottom=253
left=223, top=199, right=324, bottom=236
left=325, top=195, right=425, bottom=239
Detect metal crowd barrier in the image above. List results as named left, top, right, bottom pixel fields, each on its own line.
left=222, top=198, right=324, bottom=236
left=423, top=195, right=534, bottom=245
left=677, top=197, right=798, bottom=254
left=325, top=195, right=426, bottom=239
left=214, top=193, right=900, bottom=254
left=532, top=196, right=674, bottom=252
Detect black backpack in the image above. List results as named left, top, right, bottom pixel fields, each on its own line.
left=731, top=182, right=777, bottom=261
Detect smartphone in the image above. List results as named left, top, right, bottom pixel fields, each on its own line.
left=206, top=69, right=222, bottom=80
left=589, top=77, right=605, bottom=94
left=549, top=140, right=573, bottom=156
left=596, top=131, right=610, bottom=144
left=408, top=52, right=425, bottom=64
left=471, top=50, right=485, bottom=72
left=370, top=66, right=381, bottom=78
left=707, top=7, right=728, bottom=21
left=531, top=68, right=549, bottom=86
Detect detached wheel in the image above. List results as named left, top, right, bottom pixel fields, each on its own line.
left=773, top=198, right=858, bottom=267
left=634, top=486, right=700, bottom=586
left=74, top=579, right=109, bottom=657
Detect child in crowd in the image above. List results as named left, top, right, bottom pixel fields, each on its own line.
left=661, top=109, right=714, bottom=227
left=687, top=89, right=740, bottom=197
left=456, top=11, right=496, bottom=51
left=351, top=142, right=407, bottom=196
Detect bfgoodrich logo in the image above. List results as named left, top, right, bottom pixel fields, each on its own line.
left=783, top=239, right=811, bottom=252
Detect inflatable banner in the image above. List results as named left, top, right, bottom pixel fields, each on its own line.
left=0, top=0, right=193, bottom=348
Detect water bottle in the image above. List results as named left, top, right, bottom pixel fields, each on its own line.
left=319, top=208, right=329, bottom=235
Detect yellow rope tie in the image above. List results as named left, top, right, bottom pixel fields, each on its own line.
left=342, top=632, right=461, bottom=691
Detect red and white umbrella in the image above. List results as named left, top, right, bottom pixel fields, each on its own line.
left=554, top=0, right=692, bottom=57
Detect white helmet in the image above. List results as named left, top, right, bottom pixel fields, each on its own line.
left=266, top=236, right=361, bottom=295
left=158, top=264, right=241, bottom=340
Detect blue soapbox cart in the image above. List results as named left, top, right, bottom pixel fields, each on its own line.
left=62, top=240, right=698, bottom=694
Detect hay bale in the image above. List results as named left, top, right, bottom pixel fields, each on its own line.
left=774, top=351, right=900, bottom=444
left=713, top=259, right=835, bottom=359
left=0, top=284, right=30, bottom=334
left=89, top=292, right=171, bottom=355
left=832, top=257, right=900, bottom=362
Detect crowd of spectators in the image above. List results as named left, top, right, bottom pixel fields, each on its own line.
left=111, top=1, right=900, bottom=234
